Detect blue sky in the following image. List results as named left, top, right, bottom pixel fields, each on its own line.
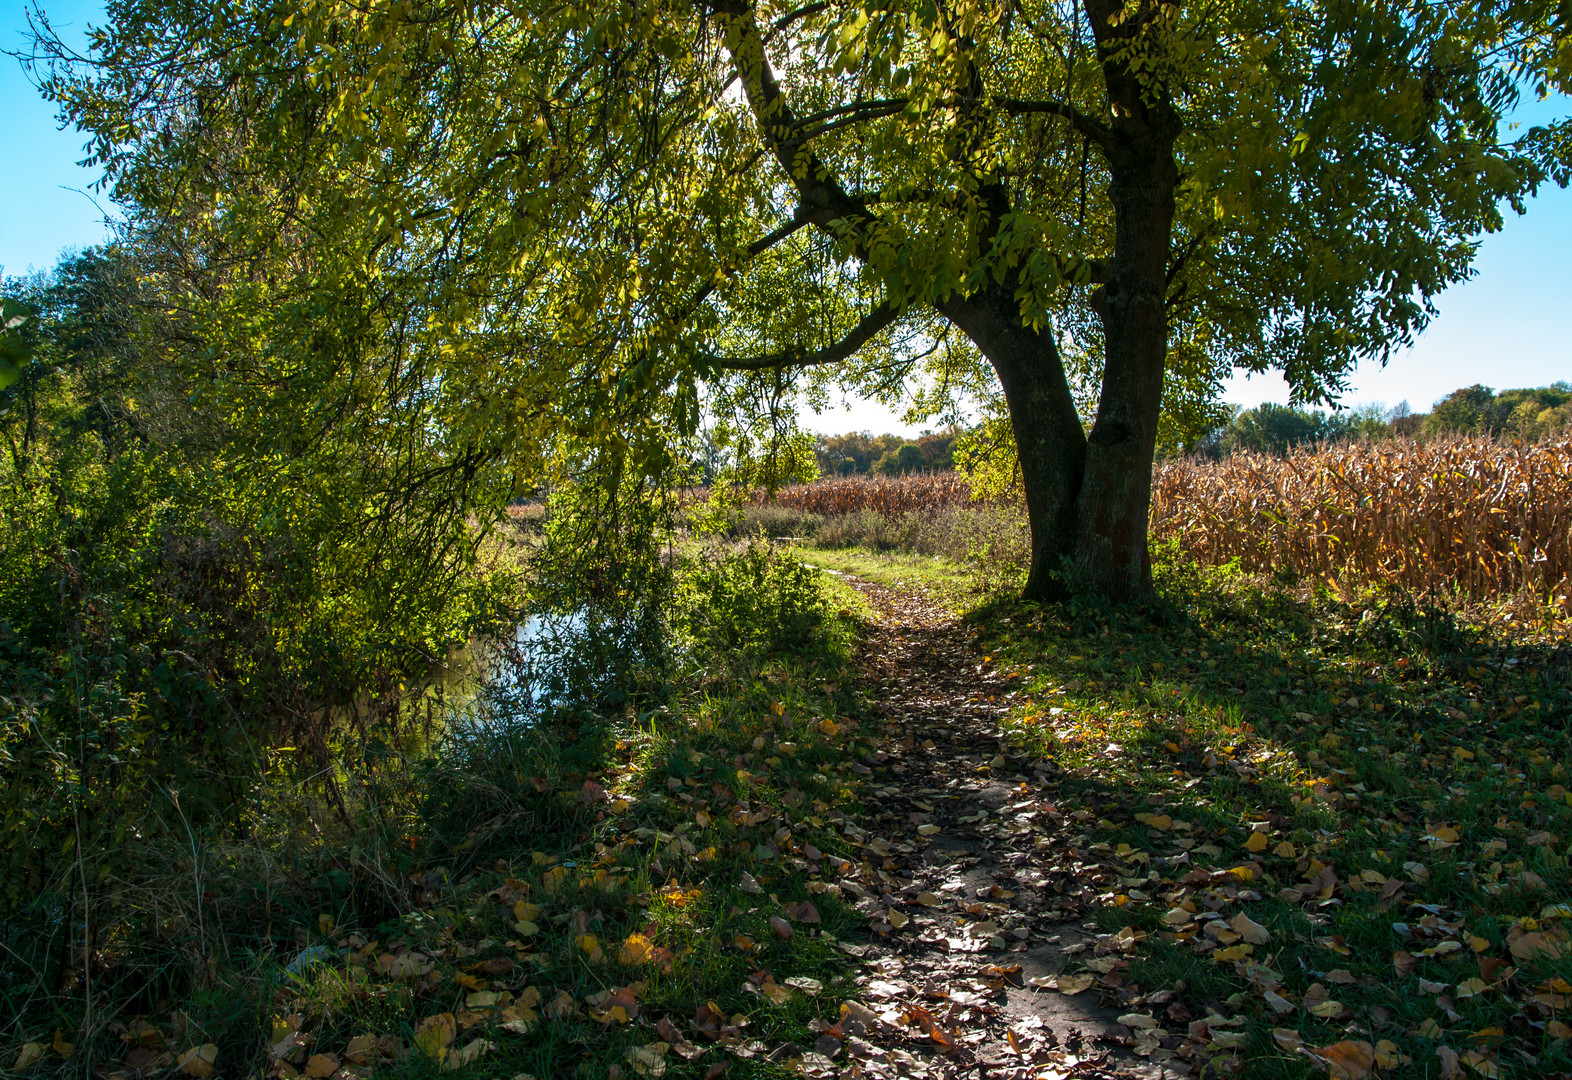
left=5, top=0, right=1568, bottom=433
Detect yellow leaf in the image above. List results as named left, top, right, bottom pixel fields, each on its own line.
left=915, top=891, right=942, bottom=907
left=513, top=901, right=542, bottom=923
left=818, top=719, right=839, bottom=737
left=917, top=823, right=941, bottom=836
left=1244, top=832, right=1269, bottom=853
left=14, top=1044, right=46, bottom=1070
left=318, top=913, right=334, bottom=935
left=176, top=1043, right=219, bottom=1078
left=51, top=1030, right=73, bottom=1059
left=620, top=933, right=655, bottom=966
left=414, top=1014, right=456, bottom=1060
left=887, top=908, right=909, bottom=929
left=1273, top=841, right=1297, bottom=858
left=1135, top=813, right=1172, bottom=830
left=443, top=1038, right=493, bottom=1072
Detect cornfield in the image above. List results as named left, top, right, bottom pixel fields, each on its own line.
left=1151, top=436, right=1572, bottom=605
left=754, top=472, right=977, bottom=516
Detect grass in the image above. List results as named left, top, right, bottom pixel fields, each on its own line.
left=791, top=546, right=985, bottom=610
left=970, top=553, right=1572, bottom=1077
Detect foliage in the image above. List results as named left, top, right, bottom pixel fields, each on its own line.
left=34, top=0, right=1572, bottom=598
left=0, top=249, right=520, bottom=1058
left=751, top=471, right=979, bottom=517
left=1151, top=435, right=1572, bottom=614
left=3, top=539, right=875, bottom=1079
left=814, top=432, right=906, bottom=476
left=1221, top=403, right=1356, bottom=456
left=677, top=539, right=830, bottom=659
left=1425, top=383, right=1572, bottom=440
left=871, top=443, right=928, bottom=476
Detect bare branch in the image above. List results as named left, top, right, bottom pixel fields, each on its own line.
left=699, top=302, right=899, bottom=372
left=994, top=97, right=1113, bottom=151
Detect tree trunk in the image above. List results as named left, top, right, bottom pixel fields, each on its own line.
left=1070, top=137, right=1179, bottom=601
left=939, top=288, right=1087, bottom=601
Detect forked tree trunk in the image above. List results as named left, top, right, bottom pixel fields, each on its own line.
left=942, top=137, right=1177, bottom=603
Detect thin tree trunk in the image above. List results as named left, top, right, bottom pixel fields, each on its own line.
left=939, top=288, right=1087, bottom=601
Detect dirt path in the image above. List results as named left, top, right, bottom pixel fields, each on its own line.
left=824, top=574, right=1186, bottom=1080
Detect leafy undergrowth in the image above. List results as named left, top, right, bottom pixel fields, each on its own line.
left=7, top=567, right=889, bottom=1080
left=980, top=558, right=1572, bottom=1078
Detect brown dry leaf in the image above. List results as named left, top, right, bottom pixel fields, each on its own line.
left=1436, top=1046, right=1463, bottom=1079
left=1510, top=931, right=1565, bottom=961
left=303, top=1053, right=339, bottom=1078
left=1273, top=1029, right=1305, bottom=1053
left=546, top=991, right=575, bottom=1020
left=915, top=891, right=943, bottom=907
left=1231, top=912, right=1271, bottom=945
left=768, top=916, right=794, bottom=940
left=444, top=1038, right=493, bottom=1072
left=176, top=1043, right=219, bottom=1079
left=1305, top=1039, right=1374, bottom=1080
left=783, top=901, right=821, bottom=924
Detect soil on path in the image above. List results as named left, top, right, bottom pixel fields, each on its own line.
left=824, top=574, right=1188, bottom=1080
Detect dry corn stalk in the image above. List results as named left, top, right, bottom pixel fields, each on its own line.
left=1151, top=436, right=1572, bottom=606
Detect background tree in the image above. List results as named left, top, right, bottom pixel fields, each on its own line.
left=36, top=0, right=1572, bottom=598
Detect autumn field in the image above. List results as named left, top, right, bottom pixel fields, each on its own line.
left=747, top=434, right=1572, bottom=621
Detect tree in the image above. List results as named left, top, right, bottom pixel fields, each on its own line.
left=36, top=0, right=1572, bottom=599
left=872, top=442, right=928, bottom=474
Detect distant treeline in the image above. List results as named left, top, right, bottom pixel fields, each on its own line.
left=813, top=431, right=956, bottom=475
left=1205, top=382, right=1572, bottom=457
left=814, top=383, right=1572, bottom=472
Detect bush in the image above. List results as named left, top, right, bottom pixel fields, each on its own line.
left=678, top=539, right=829, bottom=658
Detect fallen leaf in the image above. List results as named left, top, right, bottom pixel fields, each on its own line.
left=414, top=1014, right=456, bottom=1060
left=620, top=933, right=656, bottom=966
left=303, top=1053, right=339, bottom=1078
left=1244, top=831, right=1269, bottom=853
left=1231, top=912, right=1270, bottom=945
left=1305, top=1039, right=1374, bottom=1080
left=768, top=916, right=794, bottom=940
left=176, top=1044, right=219, bottom=1079
left=14, top=1044, right=45, bottom=1070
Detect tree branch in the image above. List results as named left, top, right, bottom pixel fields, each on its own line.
left=994, top=97, right=1113, bottom=150
left=699, top=302, right=899, bottom=372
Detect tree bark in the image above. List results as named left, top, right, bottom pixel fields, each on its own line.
left=939, top=288, right=1087, bottom=601
left=1070, top=138, right=1178, bottom=600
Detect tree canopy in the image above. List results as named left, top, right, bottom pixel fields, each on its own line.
left=33, top=0, right=1572, bottom=596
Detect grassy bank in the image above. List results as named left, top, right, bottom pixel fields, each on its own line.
left=972, top=557, right=1572, bottom=1077
left=5, top=547, right=888, bottom=1080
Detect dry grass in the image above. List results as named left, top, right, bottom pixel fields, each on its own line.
left=1152, top=435, right=1572, bottom=611
left=754, top=471, right=977, bottom=516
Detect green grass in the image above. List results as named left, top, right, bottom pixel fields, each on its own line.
left=971, top=554, right=1572, bottom=1077
left=791, top=545, right=982, bottom=609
